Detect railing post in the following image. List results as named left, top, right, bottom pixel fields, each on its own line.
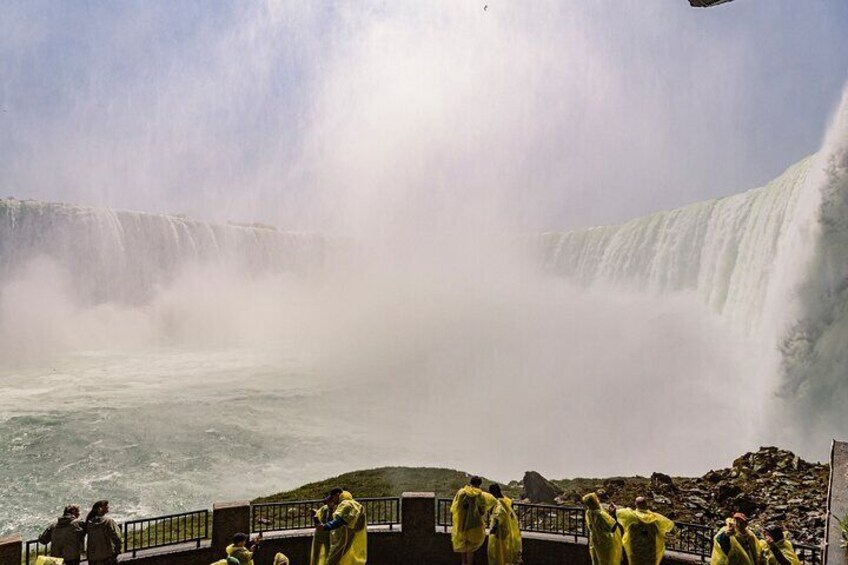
left=0, top=534, right=22, bottom=565
left=212, top=500, right=251, bottom=558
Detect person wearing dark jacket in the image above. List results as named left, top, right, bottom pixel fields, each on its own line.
left=85, top=500, right=122, bottom=565
left=38, top=505, right=86, bottom=565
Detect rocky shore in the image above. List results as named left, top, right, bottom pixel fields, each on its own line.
left=260, top=446, right=828, bottom=546
left=516, top=446, right=827, bottom=545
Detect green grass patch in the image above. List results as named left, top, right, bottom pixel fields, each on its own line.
left=253, top=466, right=520, bottom=503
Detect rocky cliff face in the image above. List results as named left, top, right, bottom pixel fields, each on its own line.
left=519, top=447, right=827, bottom=545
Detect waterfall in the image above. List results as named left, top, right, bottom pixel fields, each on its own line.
left=0, top=199, right=323, bottom=305
left=540, top=85, right=848, bottom=444
left=539, top=157, right=814, bottom=333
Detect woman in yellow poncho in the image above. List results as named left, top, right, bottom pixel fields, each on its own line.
left=451, top=476, right=497, bottom=564
left=582, top=492, right=623, bottom=565
left=760, top=525, right=801, bottom=565
left=709, top=514, right=762, bottom=565
left=612, top=497, right=674, bottom=565
left=318, top=488, right=367, bottom=565
left=487, top=484, right=522, bottom=565
left=311, top=498, right=336, bottom=565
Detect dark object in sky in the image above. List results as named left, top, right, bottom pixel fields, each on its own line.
left=689, top=0, right=735, bottom=7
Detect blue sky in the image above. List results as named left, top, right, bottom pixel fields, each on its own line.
left=1, top=1, right=846, bottom=231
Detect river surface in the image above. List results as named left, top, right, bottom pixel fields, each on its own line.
left=0, top=348, right=417, bottom=538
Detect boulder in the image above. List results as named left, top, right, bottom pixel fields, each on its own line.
left=651, top=472, right=676, bottom=491
left=521, top=471, right=563, bottom=504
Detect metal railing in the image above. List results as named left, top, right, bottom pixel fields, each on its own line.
left=251, top=497, right=400, bottom=534
left=252, top=499, right=324, bottom=533
left=436, top=498, right=452, bottom=531
left=23, top=539, right=50, bottom=565
left=360, top=497, right=400, bottom=529
left=438, top=498, right=585, bottom=541
left=666, top=522, right=713, bottom=562
left=795, top=543, right=822, bottom=565
left=122, top=509, right=210, bottom=557
left=513, top=502, right=585, bottom=542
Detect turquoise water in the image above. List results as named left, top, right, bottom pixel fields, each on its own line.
left=0, top=348, right=401, bottom=539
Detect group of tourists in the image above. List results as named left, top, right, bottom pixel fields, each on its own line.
left=581, top=491, right=802, bottom=565
left=212, top=487, right=368, bottom=565
left=451, top=477, right=804, bottom=565
left=34, top=483, right=805, bottom=565
left=450, top=477, right=522, bottom=565
left=35, top=500, right=121, bottom=565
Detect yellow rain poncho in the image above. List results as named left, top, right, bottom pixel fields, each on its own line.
left=35, top=558, right=64, bottom=565
left=583, top=493, right=623, bottom=565
left=487, top=497, right=522, bottom=565
left=709, top=524, right=762, bottom=565
left=616, top=507, right=674, bottom=565
left=450, top=486, right=496, bottom=553
left=226, top=544, right=255, bottom=565
left=326, top=491, right=367, bottom=565
left=760, top=538, right=801, bottom=565
left=311, top=505, right=332, bottom=565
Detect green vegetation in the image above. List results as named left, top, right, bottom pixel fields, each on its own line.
left=253, top=466, right=520, bottom=503
left=837, top=514, right=848, bottom=548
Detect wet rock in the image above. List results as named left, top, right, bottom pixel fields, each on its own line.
left=704, top=470, right=724, bottom=484
left=651, top=472, right=676, bottom=490
left=730, top=494, right=761, bottom=517
left=521, top=471, right=563, bottom=504
left=717, top=484, right=742, bottom=503
left=557, top=447, right=827, bottom=546
left=653, top=494, right=672, bottom=505
left=687, top=495, right=710, bottom=508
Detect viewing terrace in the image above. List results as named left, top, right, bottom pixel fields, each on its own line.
left=0, top=493, right=825, bottom=565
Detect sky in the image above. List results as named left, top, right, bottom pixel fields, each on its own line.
left=1, top=0, right=847, bottom=232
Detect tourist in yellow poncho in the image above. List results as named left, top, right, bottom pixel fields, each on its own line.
left=311, top=497, right=337, bottom=565
left=487, top=484, right=522, bottom=565
left=451, top=476, right=497, bottom=564
left=760, top=525, right=800, bottom=565
left=611, top=497, right=674, bottom=565
left=225, top=533, right=258, bottom=565
left=709, top=514, right=762, bottom=565
left=583, top=492, right=623, bottom=565
left=317, top=488, right=367, bottom=565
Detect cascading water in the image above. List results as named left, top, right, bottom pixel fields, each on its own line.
left=538, top=157, right=813, bottom=334
left=773, top=87, right=848, bottom=442
left=539, top=85, right=848, bottom=449
left=0, top=199, right=323, bottom=305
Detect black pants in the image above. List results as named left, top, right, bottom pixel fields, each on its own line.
left=63, top=560, right=81, bottom=565
left=88, top=558, right=118, bottom=565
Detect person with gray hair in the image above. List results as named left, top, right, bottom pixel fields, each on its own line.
left=38, top=504, right=85, bottom=565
